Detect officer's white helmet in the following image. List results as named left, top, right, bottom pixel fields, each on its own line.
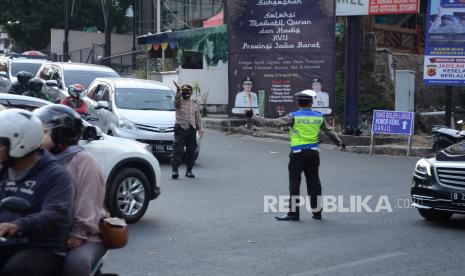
left=295, top=89, right=316, bottom=98
left=295, top=90, right=316, bottom=104
left=0, top=108, right=44, bottom=158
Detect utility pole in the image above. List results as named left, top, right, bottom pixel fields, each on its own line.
left=344, top=16, right=361, bottom=135
left=132, top=0, right=137, bottom=70
left=445, top=86, right=452, bottom=127
left=103, top=0, right=112, bottom=66
left=63, top=0, right=70, bottom=61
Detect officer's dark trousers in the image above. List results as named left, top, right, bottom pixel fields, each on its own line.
left=171, top=125, right=197, bottom=171
left=288, top=149, right=322, bottom=217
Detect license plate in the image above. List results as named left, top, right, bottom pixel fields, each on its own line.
left=152, top=144, right=173, bottom=152
left=451, top=192, right=465, bottom=204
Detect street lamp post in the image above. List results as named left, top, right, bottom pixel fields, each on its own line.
left=63, top=0, right=69, bottom=61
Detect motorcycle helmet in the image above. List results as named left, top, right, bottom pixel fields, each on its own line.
left=0, top=108, right=44, bottom=158
left=68, top=83, right=86, bottom=100
left=33, top=104, right=83, bottom=151
left=16, top=71, right=34, bottom=86
left=28, top=77, right=45, bottom=93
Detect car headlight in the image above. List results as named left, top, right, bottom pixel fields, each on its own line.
left=118, top=115, right=136, bottom=130
left=415, top=159, right=432, bottom=176
left=135, top=141, right=152, bottom=152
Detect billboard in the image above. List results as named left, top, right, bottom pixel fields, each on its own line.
left=227, top=0, right=335, bottom=118
left=423, top=0, right=465, bottom=86
left=336, top=0, right=420, bottom=16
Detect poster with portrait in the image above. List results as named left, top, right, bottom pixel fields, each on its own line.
left=423, top=0, right=465, bottom=86
left=226, top=0, right=336, bottom=117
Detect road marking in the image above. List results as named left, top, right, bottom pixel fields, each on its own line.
left=289, top=252, right=407, bottom=276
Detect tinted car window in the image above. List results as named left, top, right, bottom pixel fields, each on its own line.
left=11, top=62, right=43, bottom=76
left=115, top=88, right=175, bottom=111
left=63, top=70, right=119, bottom=88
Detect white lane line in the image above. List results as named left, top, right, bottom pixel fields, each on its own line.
left=288, top=252, right=407, bottom=276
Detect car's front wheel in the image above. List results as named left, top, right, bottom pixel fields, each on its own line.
left=108, top=168, right=150, bottom=224
left=418, top=209, right=453, bottom=221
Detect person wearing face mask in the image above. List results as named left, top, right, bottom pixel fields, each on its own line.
left=60, top=84, right=88, bottom=116
left=171, top=81, right=204, bottom=179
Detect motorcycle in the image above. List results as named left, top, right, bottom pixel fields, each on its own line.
left=0, top=196, right=116, bottom=276
left=0, top=196, right=31, bottom=246
left=431, top=121, right=465, bottom=152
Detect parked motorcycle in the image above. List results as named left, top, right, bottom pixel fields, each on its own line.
left=431, top=121, right=465, bottom=151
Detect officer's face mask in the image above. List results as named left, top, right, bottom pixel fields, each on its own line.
left=181, top=91, right=192, bottom=100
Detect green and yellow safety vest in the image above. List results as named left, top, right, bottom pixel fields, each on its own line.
left=290, top=109, right=323, bottom=150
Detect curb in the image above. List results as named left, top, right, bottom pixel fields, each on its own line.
left=202, top=117, right=433, bottom=157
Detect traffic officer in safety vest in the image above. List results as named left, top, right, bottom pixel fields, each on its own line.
left=245, top=90, right=345, bottom=221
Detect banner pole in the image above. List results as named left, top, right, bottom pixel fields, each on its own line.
left=369, top=133, right=375, bottom=155
left=407, top=135, right=412, bottom=157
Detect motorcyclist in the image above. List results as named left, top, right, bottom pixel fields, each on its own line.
left=23, top=77, right=51, bottom=101
left=0, top=108, right=74, bottom=276
left=8, top=71, right=33, bottom=95
left=60, top=84, right=88, bottom=116
left=34, top=104, right=108, bottom=276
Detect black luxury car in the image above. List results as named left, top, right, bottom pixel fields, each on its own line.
left=412, top=142, right=465, bottom=221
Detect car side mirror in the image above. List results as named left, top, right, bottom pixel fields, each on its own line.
left=82, top=125, right=102, bottom=141
left=0, top=196, right=32, bottom=213
left=45, top=80, right=59, bottom=87
left=95, top=101, right=111, bottom=111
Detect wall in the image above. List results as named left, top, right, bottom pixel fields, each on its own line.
left=50, top=29, right=133, bottom=56
left=178, top=65, right=228, bottom=106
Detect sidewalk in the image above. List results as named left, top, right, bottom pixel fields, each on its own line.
left=202, top=114, right=432, bottom=157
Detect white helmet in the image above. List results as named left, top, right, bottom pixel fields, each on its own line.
left=295, top=89, right=316, bottom=99
left=0, top=108, right=44, bottom=158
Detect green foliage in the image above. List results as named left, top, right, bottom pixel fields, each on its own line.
left=0, top=0, right=131, bottom=51
left=134, top=68, right=147, bottom=79
left=177, top=25, right=228, bottom=67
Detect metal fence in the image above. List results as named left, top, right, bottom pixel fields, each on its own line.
left=56, top=44, right=105, bottom=63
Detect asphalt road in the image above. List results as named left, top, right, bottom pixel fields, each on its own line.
left=103, top=129, right=465, bottom=276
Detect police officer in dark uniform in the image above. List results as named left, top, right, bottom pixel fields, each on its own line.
left=172, top=82, right=204, bottom=179
left=246, top=90, right=345, bottom=221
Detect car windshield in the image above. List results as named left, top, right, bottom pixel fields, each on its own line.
left=11, top=62, right=43, bottom=76
left=64, top=69, right=119, bottom=88
left=115, top=88, right=175, bottom=111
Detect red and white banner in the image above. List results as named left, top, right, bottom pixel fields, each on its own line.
left=336, top=0, right=420, bottom=16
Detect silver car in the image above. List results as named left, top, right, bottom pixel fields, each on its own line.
left=36, top=62, right=120, bottom=102
left=86, top=77, right=201, bottom=159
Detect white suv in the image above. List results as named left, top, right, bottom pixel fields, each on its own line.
left=0, top=94, right=161, bottom=223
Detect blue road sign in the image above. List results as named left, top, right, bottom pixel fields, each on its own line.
left=372, top=110, right=415, bottom=135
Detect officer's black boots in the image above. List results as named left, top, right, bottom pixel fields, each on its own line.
left=275, top=214, right=299, bottom=221
left=172, top=167, right=179, bottom=179
left=185, top=170, right=195, bottom=178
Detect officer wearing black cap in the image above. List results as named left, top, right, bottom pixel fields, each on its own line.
left=172, top=81, right=204, bottom=179
left=246, top=90, right=345, bottom=221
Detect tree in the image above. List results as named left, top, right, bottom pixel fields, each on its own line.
left=0, top=0, right=131, bottom=51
